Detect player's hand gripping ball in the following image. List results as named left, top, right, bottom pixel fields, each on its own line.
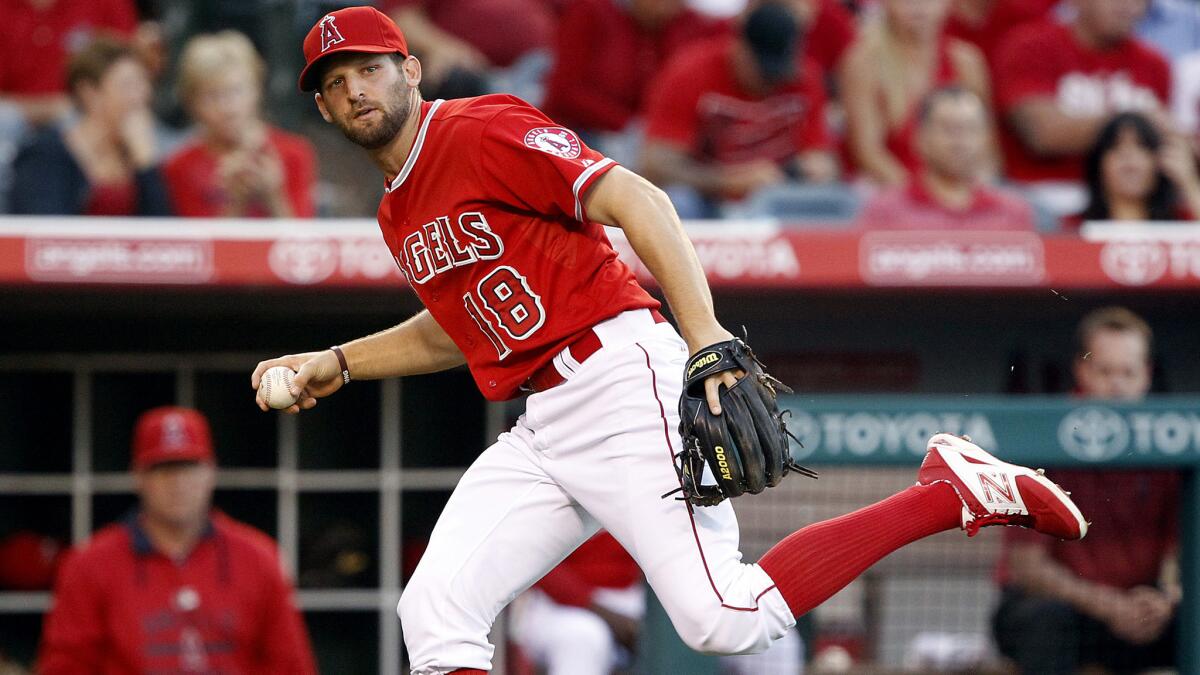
left=259, top=366, right=301, bottom=410
left=670, top=338, right=818, bottom=506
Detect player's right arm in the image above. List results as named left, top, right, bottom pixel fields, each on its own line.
left=251, top=309, right=465, bottom=413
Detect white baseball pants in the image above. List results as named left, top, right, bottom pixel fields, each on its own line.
left=510, top=582, right=805, bottom=675
left=509, top=583, right=644, bottom=675
left=399, top=309, right=796, bottom=674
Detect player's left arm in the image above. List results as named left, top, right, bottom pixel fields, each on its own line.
left=583, top=165, right=736, bottom=414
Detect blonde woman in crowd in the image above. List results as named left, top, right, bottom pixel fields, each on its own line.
left=839, top=0, right=992, bottom=187
left=164, top=31, right=316, bottom=218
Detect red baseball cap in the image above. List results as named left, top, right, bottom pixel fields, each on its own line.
left=132, top=406, right=215, bottom=469
left=298, top=6, right=409, bottom=92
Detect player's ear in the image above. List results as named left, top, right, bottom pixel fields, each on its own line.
left=401, top=55, right=422, bottom=88
left=314, top=92, right=333, bottom=123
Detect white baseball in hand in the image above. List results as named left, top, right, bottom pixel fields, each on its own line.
left=260, top=366, right=300, bottom=410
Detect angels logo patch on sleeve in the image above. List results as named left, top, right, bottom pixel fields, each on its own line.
left=523, top=127, right=582, bottom=159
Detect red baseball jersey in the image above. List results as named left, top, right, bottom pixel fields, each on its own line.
left=38, top=511, right=316, bottom=675
left=377, top=95, right=659, bottom=400
left=994, top=21, right=1170, bottom=182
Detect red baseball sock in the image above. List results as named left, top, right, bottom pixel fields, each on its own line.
left=759, top=482, right=962, bottom=618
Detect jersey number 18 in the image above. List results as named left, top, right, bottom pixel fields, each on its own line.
left=463, top=266, right=546, bottom=359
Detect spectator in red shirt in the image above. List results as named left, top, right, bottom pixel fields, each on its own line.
left=0, top=0, right=138, bottom=127
left=785, top=0, right=859, bottom=75
left=943, top=0, right=1050, bottom=72
left=163, top=31, right=316, bottom=218
left=384, top=0, right=556, bottom=100
left=38, top=406, right=317, bottom=675
left=689, top=0, right=858, bottom=76
left=993, top=307, right=1180, bottom=675
left=542, top=0, right=724, bottom=136
left=1064, top=111, right=1200, bottom=230
left=858, top=86, right=1035, bottom=230
left=8, top=36, right=171, bottom=216
left=839, top=0, right=992, bottom=186
left=993, top=0, right=1172, bottom=184
left=641, top=2, right=837, bottom=218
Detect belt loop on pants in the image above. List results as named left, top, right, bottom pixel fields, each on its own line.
left=524, top=309, right=667, bottom=393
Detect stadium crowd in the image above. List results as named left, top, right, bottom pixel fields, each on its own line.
left=3, top=0, right=1200, bottom=229
left=0, top=1, right=1194, bottom=674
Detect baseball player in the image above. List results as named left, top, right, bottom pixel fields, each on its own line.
left=253, top=7, right=1088, bottom=674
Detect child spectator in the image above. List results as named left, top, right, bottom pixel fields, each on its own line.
left=839, top=0, right=991, bottom=186
left=993, top=0, right=1171, bottom=184
left=9, top=36, right=171, bottom=216
left=858, top=86, right=1035, bottom=230
left=163, top=31, right=316, bottom=218
left=1065, top=111, right=1200, bottom=229
left=641, top=2, right=837, bottom=217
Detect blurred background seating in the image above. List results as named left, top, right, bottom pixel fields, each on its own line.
left=2, top=0, right=1200, bottom=673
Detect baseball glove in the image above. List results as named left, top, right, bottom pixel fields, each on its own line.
left=667, top=338, right=817, bottom=507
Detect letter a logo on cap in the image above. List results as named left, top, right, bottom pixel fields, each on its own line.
left=161, top=413, right=189, bottom=452
left=319, top=15, right=345, bottom=52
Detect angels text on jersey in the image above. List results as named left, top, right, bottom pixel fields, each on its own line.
left=392, top=210, right=546, bottom=360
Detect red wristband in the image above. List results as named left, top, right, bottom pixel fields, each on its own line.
left=330, top=346, right=350, bottom=384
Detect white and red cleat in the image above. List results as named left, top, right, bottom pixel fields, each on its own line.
left=918, top=433, right=1088, bottom=540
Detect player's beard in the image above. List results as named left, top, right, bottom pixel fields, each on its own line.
left=335, top=87, right=411, bottom=150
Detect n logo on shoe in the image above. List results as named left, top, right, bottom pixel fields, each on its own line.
left=978, top=472, right=1016, bottom=504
